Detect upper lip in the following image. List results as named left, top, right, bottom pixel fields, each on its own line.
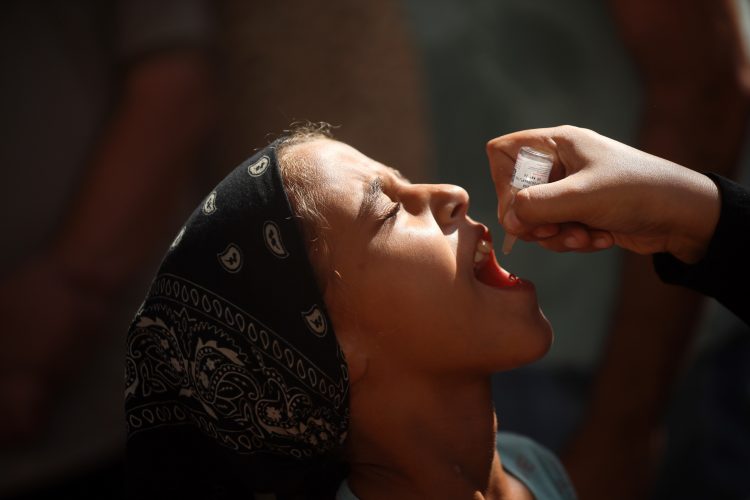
left=478, top=224, right=492, bottom=243
left=467, top=221, right=492, bottom=273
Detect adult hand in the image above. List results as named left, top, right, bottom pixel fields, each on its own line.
left=487, top=125, right=721, bottom=264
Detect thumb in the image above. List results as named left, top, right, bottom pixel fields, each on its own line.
left=508, top=175, right=590, bottom=230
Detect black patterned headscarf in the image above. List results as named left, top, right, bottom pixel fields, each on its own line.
left=125, top=143, right=350, bottom=498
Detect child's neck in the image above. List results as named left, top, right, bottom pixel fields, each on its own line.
left=345, top=369, right=530, bottom=499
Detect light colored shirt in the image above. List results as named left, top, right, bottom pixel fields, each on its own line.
left=336, top=432, right=577, bottom=499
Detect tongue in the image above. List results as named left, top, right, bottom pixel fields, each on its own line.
left=476, top=250, right=519, bottom=288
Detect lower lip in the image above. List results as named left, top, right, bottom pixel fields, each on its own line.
left=475, top=249, right=529, bottom=289
left=473, top=230, right=536, bottom=292
left=476, top=274, right=536, bottom=293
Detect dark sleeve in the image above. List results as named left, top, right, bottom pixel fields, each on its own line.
left=653, top=173, right=750, bottom=324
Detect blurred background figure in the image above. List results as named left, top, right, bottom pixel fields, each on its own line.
left=0, top=1, right=217, bottom=497
left=215, top=0, right=432, bottom=182
left=561, top=2, right=750, bottom=499
left=400, top=0, right=750, bottom=498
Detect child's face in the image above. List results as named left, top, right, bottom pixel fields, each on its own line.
left=292, top=139, right=552, bottom=375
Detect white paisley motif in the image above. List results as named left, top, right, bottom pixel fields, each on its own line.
left=217, top=243, right=243, bottom=273
left=263, top=221, right=289, bottom=258
left=124, top=274, right=349, bottom=456
left=302, top=304, right=328, bottom=337
left=247, top=156, right=270, bottom=177
left=202, top=191, right=217, bottom=215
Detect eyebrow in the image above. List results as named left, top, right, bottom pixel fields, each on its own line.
left=391, top=168, right=408, bottom=182
left=357, top=177, right=384, bottom=220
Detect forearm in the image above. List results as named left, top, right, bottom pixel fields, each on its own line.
left=219, top=0, right=432, bottom=182
left=594, top=0, right=748, bottom=420
left=562, top=254, right=705, bottom=500
left=612, top=0, right=750, bottom=173
left=655, top=174, right=750, bottom=323
left=603, top=0, right=743, bottom=409
left=564, top=3, right=748, bottom=496
left=50, top=52, right=216, bottom=295
left=591, top=257, right=703, bottom=427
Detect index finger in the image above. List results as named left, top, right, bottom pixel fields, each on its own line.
left=486, top=127, right=561, bottom=220
left=486, top=127, right=564, bottom=178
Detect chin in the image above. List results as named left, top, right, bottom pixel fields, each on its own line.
left=496, top=312, right=554, bottom=372
left=531, top=308, right=554, bottom=357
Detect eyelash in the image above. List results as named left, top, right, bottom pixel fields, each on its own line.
left=381, top=201, right=401, bottom=221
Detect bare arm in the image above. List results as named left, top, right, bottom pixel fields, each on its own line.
left=218, top=0, right=432, bottom=182
left=563, top=1, right=749, bottom=498
left=0, top=50, right=216, bottom=441
left=52, top=51, right=216, bottom=293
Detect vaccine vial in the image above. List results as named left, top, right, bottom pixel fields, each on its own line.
left=501, top=146, right=554, bottom=254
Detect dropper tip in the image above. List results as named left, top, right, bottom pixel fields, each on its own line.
left=501, top=234, right=517, bottom=255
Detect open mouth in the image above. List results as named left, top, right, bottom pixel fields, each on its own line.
left=473, top=230, right=519, bottom=288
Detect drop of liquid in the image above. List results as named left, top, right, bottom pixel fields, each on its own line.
left=508, top=273, right=519, bottom=282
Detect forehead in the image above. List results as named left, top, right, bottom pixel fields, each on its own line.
left=288, top=138, right=398, bottom=210
left=294, top=138, right=390, bottom=179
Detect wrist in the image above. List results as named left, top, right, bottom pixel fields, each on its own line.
left=665, top=171, right=721, bottom=264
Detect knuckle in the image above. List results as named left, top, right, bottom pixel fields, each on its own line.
left=556, top=124, right=598, bottom=146
left=556, top=124, right=579, bottom=136
left=514, top=188, right=534, bottom=207
left=512, top=190, right=538, bottom=222
left=486, top=137, right=503, bottom=154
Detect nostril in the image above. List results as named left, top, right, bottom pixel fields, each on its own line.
left=431, top=185, right=469, bottom=222
left=449, top=202, right=463, bottom=219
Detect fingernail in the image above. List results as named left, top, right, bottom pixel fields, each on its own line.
left=503, top=209, right=521, bottom=233
left=564, top=236, right=581, bottom=248
left=533, top=226, right=556, bottom=238
left=593, top=237, right=609, bottom=249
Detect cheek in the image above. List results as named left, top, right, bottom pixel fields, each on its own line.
left=329, top=231, right=470, bottom=360
left=375, top=229, right=457, bottom=278
left=366, top=243, right=457, bottom=312
left=358, top=264, right=472, bottom=360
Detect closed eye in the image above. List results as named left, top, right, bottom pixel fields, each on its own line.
left=379, top=201, right=401, bottom=221
left=360, top=177, right=401, bottom=222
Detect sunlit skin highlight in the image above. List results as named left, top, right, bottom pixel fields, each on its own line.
left=284, top=139, right=553, bottom=499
